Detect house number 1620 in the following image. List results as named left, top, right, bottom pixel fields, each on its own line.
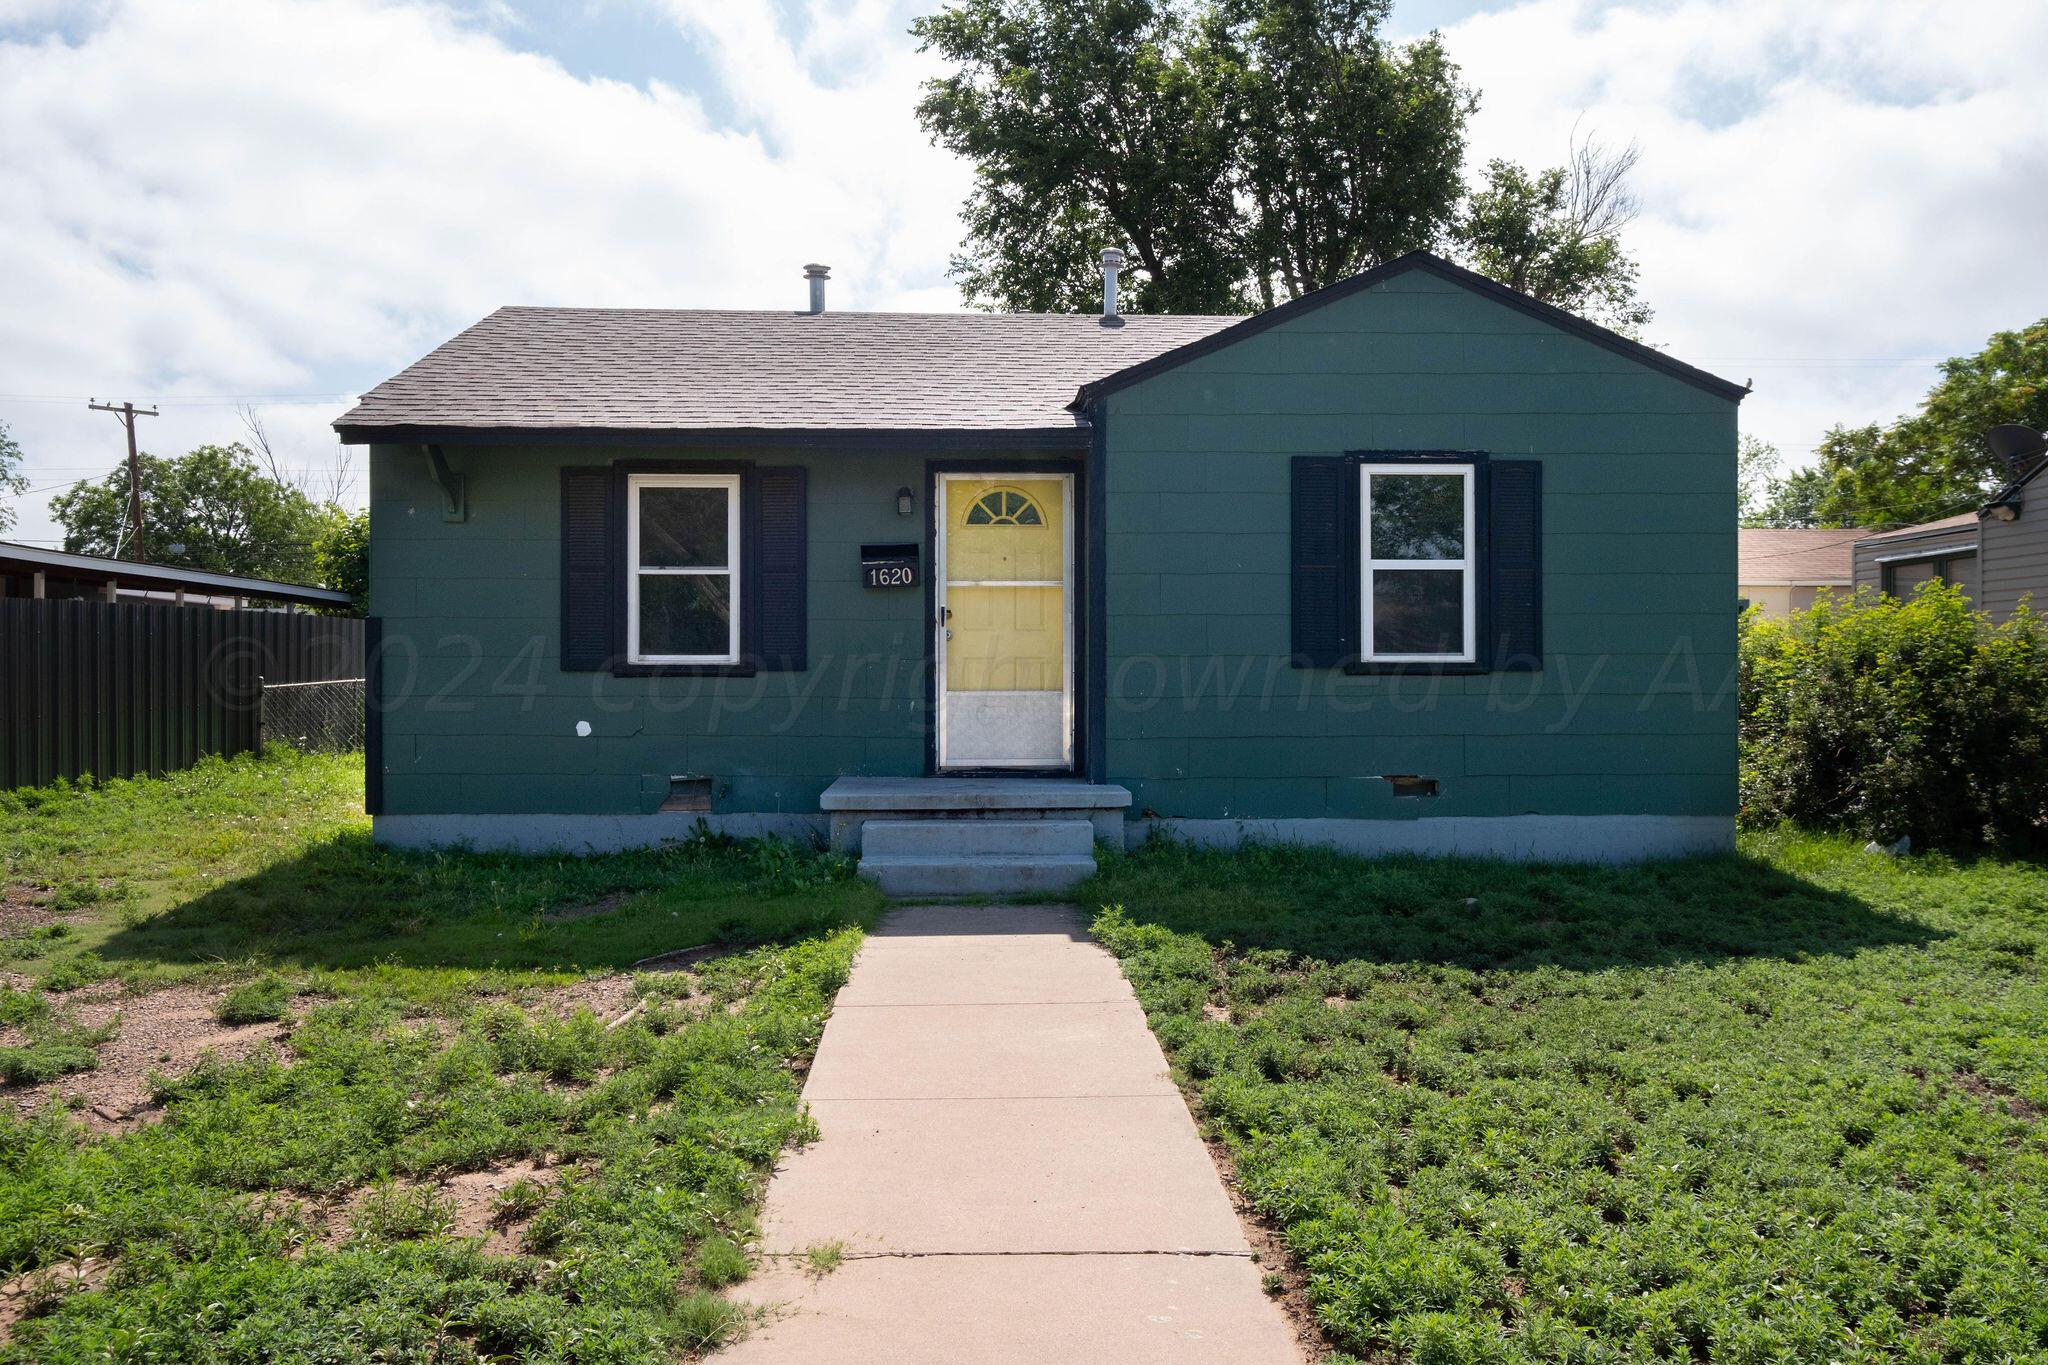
left=863, top=562, right=917, bottom=588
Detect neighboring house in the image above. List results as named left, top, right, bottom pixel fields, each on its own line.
left=0, top=541, right=350, bottom=611
left=1849, top=450, right=2048, bottom=621
left=1738, top=528, right=1867, bottom=616
left=1852, top=514, right=1982, bottom=605
left=336, top=249, right=1746, bottom=876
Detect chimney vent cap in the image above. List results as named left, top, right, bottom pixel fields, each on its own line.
left=1100, top=247, right=1127, bottom=325
left=802, top=263, right=830, bottom=315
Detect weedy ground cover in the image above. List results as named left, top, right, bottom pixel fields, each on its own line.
left=1084, top=833, right=2047, bottom=1364
left=0, top=750, right=885, bottom=1361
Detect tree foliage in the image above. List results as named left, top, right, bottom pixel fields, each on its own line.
left=314, top=507, right=369, bottom=616
left=0, top=421, right=27, bottom=535
left=914, top=0, right=1246, bottom=313
left=1199, top=0, right=1471, bottom=308
left=1453, top=136, right=1652, bottom=335
left=914, top=0, right=1651, bottom=324
left=1790, top=318, right=2048, bottom=529
left=50, top=443, right=331, bottom=584
left=1739, top=435, right=1834, bottom=529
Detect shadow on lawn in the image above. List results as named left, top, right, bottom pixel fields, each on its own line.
left=1080, top=839, right=1937, bottom=971
left=93, top=828, right=881, bottom=977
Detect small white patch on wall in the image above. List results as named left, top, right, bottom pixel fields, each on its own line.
left=575, top=721, right=592, bottom=737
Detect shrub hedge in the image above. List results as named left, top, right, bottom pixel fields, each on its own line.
left=1739, top=583, right=2048, bottom=849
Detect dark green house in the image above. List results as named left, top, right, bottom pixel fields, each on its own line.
left=337, top=251, right=1745, bottom=886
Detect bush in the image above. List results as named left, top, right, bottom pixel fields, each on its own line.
left=1739, top=583, right=2048, bottom=848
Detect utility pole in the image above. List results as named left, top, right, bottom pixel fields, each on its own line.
left=88, top=399, right=158, bottom=561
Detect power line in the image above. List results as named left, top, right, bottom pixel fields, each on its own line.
left=0, top=392, right=355, bottom=406
left=20, top=465, right=348, bottom=474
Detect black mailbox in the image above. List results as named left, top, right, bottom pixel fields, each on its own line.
left=861, top=542, right=919, bottom=589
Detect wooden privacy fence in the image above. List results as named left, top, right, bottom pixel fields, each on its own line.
left=0, top=599, right=366, bottom=789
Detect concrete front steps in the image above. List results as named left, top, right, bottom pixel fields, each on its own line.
left=820, top=778, right=1132, bottom=898
left=857, top=819, right=1096, bottom=896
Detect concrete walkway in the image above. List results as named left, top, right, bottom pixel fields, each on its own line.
left=723, top=904, right=1303, bottom=1364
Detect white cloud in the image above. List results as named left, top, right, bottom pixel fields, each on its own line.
left=0, top=0, right=967, bottom=543
left=1434, top=0, right=2048, bottom=470
left=2, top=0, right=2044, bottom=552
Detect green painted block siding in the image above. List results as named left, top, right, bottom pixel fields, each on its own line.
left=368, top=269, right=1737, bottom=825
left=369, top=442, right=974, bottom=816
left=1100, top=271, right=1739, bottom=821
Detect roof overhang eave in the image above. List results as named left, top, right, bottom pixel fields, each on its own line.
left=0, top=543, right=350, bottom=607
left=334, top=422, right=1093, bottom=451
left=1739, top=577, right=1855, bottom=588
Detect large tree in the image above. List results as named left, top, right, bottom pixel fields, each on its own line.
left=1196, top=0, right=1471, bottom=307
left=50, top=442, right=331, bottom=584
left=1454, top=136, right=1653, bottom=335
left=914, top=0, right=1651, bottom=322
left=914, top=0, right=1246, bottom=313
left=0, top=421, right=27, bottom=534
left=1790, top=318, right=2048, bottom=529
left=914, top=0, right=1472, bottom=313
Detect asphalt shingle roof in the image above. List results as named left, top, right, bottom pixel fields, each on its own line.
left=1858, top=512, right=1980, bottom=542
left=1738, top=528, right=1872, bottom=584
left=334, top=306, right=1238, bottom=439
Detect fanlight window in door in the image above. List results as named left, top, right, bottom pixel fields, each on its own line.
left=963, top=487, right=1044, bottom=526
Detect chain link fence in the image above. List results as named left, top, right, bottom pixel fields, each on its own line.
left=259, top=677, right=367, bottom=754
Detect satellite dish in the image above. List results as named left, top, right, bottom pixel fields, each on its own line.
left=1986, top=424, right=2047, bottom=474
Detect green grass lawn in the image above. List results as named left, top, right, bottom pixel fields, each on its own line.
left=9, top=753, right=2046, bottom=1363
left=1084, top=837, right=2048, bottom=1364
left=0, top=750, right=886, bottom=1362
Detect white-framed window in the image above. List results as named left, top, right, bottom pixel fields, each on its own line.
left=626, top=473, right=741, bottom=665
left=1360, top=462, right=1475, bottom=663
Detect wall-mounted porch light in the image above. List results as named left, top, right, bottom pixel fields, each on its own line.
left=896, top=486, right=915, bottom=517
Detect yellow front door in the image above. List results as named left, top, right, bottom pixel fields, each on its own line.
left=938, top=474, right=1072, bottom=768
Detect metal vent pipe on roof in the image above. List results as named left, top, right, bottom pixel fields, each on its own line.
left=803, top=263, right=830, bottom=315
left=1100, top=248, right=1125, bottom=323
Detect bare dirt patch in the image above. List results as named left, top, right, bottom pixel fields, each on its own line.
left=326, top=1159, right=562, bottom=1256
left=0, top=884, right=55, bottom=936
left=7, top=986, right=294, bottom=1130
left=0, top=1255, right=111, bottom=1345
left=1953, top=1070, right=2043, bottom=1122
left=532, top=974, right=644, bottom=1023
left=544, top=891, right=635, bottom=923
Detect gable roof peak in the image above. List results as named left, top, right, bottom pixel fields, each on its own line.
left=1070, top=249, right=1748, bottom=410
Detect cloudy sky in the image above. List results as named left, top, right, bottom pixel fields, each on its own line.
left=3, top=0, right=2045, bottom=548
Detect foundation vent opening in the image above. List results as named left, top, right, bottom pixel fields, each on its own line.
left=1384, top=774, right=1440, bottom=799
left=661, top=776, right=713, bottom=813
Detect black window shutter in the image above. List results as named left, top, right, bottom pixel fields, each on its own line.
left=560, top=466, right=614, bottom=671
left=1291, top=455, right=1355, bottom=667
left=1486, top=460, right=1543, bottom=671
left=749, top=465, right=808, bottom=671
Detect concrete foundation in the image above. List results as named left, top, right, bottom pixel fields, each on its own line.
left=370, top=811, right=825, bottom=853
left=1131, top=813, right=1736, bottom=863
left=373, top=808, right=1733, bottom=866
